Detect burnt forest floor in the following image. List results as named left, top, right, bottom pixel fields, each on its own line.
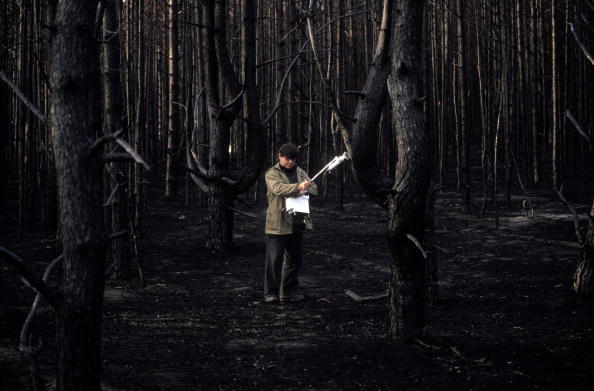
left=1, top=185, right=594, bottom=390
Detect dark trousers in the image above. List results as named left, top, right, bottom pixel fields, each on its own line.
left=264, top=232, right=303, bottom=296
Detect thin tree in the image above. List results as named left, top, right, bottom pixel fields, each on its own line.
left=572, top=200, right=594, bottom=294
left=102, top=0, right=131, bottom=279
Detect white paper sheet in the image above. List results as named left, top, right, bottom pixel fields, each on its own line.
left=285, top=195, right=310, bottom=214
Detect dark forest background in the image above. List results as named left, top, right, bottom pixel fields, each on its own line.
left=2, top=0, right=592, bottom=234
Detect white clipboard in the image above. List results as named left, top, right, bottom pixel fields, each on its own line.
left=285, top=195, right=310, bottom=214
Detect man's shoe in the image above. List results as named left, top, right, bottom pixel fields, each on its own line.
left=280, top=292, right=305, bottom=302
left=264, top=294, right=278, bottom=303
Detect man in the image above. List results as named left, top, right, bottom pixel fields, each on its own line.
left=264, top=143, right=317, bottom=303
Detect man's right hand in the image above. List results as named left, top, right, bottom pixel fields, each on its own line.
left=298, top=180, right=311, bottom=191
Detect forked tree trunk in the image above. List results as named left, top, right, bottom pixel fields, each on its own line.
left=573, top=200, right=594, bottom=294
left=386, top=0, right=430, bottom=340
left=199, top=0, right=264, bottom=252
left=102, top=0, right=131, bottom=279
left=49, top=1, right=106, bottom=389
left=202, top=0, right=237, bottom=251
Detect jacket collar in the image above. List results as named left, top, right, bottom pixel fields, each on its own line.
left=273, top=162, right=302, bottom=180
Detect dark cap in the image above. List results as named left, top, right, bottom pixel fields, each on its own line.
left=278, top=143, right=299, bottom=159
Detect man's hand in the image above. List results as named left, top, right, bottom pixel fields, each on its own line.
left=298, top=180, right=311, bottom=191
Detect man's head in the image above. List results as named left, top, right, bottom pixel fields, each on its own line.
left=278, top=143, right=299, bottom=169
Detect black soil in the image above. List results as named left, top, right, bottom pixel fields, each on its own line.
left=1, top=189, right=593, bottom=390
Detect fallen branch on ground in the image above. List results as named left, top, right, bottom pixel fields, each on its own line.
left=344, top=289, right=388, bottom=302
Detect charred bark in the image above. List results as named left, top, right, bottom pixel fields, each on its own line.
left=350, top=0, right=394, bottom=206
left=197, top=0, right=265, bottom=252
left=165, top=0, right=178, bottom=199
left=573, top=200, right=594, bottom=294
left=385, top=0, right=430, bottom=340
left=102, top=0, right=131, bottom=279
left=49, top=1, right=106, bottom=389
left=202, top=0, right=238, bottom=251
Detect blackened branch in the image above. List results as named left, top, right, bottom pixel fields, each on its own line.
left=20, top=255, right=63, bottom=352
left=554, top=186, right=585, bottom=245
left=0, top=71, right=46, bottom=123
left=0, top=247, right=61, bottom=309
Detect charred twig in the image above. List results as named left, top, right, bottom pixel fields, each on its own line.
left=345, top=289, right=388, bottom=302
left=566, top=110, right=592, bottom=145
left=20, top=255, right=62, bottom=352
left=90, top=128, right=125, bottom=153
left=0, top=71, right=46, bottom=123
left=0, top=247, right=61, bottom=309
left=180, top=164, right=238, bottom=187
left=434, top=245, right=451, bottom=253
left=554, top=186, right=584, bottom=245
left=20, top=255, right=62, bottom=353
left=222, top=84, right=247, bottom=111
left=114, top=138, right=151, bottom=170
left=342, top=90, right=367, bottom=98
left=103, top=181, right=124, bottom=207
left=99, top=27, right=120, bottom=43
left=414, top=338, right=441, bottom=350
left=568, top=22, right=594, bottom=66
left=94, top=130, right=150, bottom=170
left=511, top=151, right=534, bottom=218
left=125, top=195, right=145, bottom=288
left=108, top=230, right=128, bottom=240
left=405, top=234, right=428, bottom=259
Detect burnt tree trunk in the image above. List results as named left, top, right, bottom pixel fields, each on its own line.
left=102, top=0, right=130, bottom=279
left=203, top=0, right=239, bottom=251
left=350, top=0, right=393, bottom=205
left=386, top=0, right=430, bottom=340
left=165, top=0, right=177, bottom=199
left=551, top=0, right=560, bottom=189
left=456, top=0, right=470, bottom=213
left=573, top=200, right=594, bottom=294
left=198, top=0, right=264, bottom=252
left=49, top=1, right=106, bottom=390
left=348, top=0, right=429, bottom=340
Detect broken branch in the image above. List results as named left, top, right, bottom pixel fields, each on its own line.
left=568, top=22, right=594, bottom=66
left=90, top=128, right=125, bottom=153
left=344, top=289, right=388, bottom=302
left=406, top=234, right=428, bottom=259
left=554, top=186, right=584, bottom=245
left=115, top=138, right=151, bottom=170
left=20, top=255, right=62, bottom=352
left=0, top=247, right=61, bottom=309
left=566, top=110, right=592, bottom=145
left=0, top=71, right=46, bottom=123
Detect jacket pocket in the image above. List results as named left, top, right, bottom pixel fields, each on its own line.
left=266, top=210, right=279, bottom=230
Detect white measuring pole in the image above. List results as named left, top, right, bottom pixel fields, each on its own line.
left=309, top=152, right=350, bottom=182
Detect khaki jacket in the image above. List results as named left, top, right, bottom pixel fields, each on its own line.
left=265, top=163, right=318, bottom=235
